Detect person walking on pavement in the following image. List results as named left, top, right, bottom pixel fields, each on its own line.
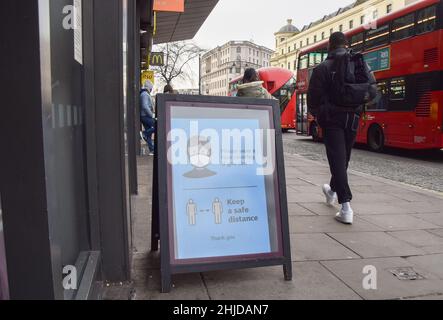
left=307, top=32, right=376, bottom=225
left=237, top=68, right=275, bottom=99
left=140, top=80, right=156, bottom=156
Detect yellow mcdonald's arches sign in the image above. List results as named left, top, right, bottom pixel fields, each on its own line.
left=141, top=70, right=155, bottom=86
left=149, top=52, right=165, bottom=66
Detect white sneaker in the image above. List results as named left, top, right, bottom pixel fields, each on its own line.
left=335, top=208, right=354, bottom=225
left=322, top=184, right=337, bottom=206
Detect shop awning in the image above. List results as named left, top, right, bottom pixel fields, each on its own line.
left=153, top=0, right=219, bottom=44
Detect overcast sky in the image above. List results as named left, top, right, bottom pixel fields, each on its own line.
left=194, top=0, right=355, bottom=50
left=168, top=0, right=355, bottom=89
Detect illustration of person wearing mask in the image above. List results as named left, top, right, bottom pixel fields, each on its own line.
left=183, top=136, right=217, bottom=179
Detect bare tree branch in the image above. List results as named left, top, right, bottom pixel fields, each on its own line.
left=151, top=41, right=204, bottom=87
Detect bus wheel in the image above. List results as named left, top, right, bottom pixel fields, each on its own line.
left=368, top=125, right=385, bottom=152
left=311, top=123, right=321, bottom=142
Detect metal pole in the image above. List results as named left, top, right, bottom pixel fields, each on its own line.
left=198, top=54, right=201, bottom=95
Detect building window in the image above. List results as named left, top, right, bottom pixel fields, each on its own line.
left=321, top=32, right=325, bottom=39
left=373, top=10, right=378, bottom=20
left=300, top=41, right=303, bottom=48
left=237, top=47, right=241, bottom=53
left=330, top=28, right=333, bottom=35
left=294, top=60, right=297, bottom=70
left=281, top=38, right=285, bottom=43
left=288, top=46, right=291, bottom=53
left=387, top=4, right=392, bottom=14
left=339, top=24, right=343, bottom=32
left=288, top=62, right=291, bottom=70
left=360, top=15, right=365, bottom=25
left=306, top=38, right=310, bottom=46
left=349, top=20, right=354, bottom=29
left=314, top=35, right=317, bottom=43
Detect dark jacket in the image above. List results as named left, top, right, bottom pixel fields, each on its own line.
left=307, top=48, right=376, bottom=124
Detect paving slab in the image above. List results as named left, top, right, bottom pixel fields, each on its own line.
left=134, top=270, right=209, bottom=301
left=352, top=203, right=417, bottom=215
left=321, top=257, right=443, bottom=300
left=428, top=229, right=443, bottom=238
left=413, top=213, right=443, bottom=227
left=328, top=232, right=425, bottom=258
left=297, top=202, right=338, bottom=216
left=289, top=216, right=383, bottom=234
left=287, top=203, right=316, bottom=216
left=291, top=234, right=360, bottom=261
left=287, top=192, right=326, bottom=203
left=352, top=193, right=402, bottom=204
left=360, top=215, right=440, bottom=231
left=406, top=254, right=443, bottom=279
left=203, top=263, right=361, bottom=300
left=388, top=230, right=443, bottom=248
left=391, top=191, right=443, bottom=203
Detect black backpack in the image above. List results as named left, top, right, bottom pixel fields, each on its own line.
left=329, top=51, right=377, bottom=109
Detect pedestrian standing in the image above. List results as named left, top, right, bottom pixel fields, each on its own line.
left=140, top=80, right=156, bottom=156
left=237, top=68, right=275, bottom=99
left=307, top=32, right=376, bottom=224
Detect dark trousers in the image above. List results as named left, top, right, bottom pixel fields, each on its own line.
left=140, top=116, right=155, bottom=152
left=323, top=112, right=360, bottom=204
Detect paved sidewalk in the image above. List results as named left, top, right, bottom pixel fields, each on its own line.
left=130, top=152, right=443, bottom=300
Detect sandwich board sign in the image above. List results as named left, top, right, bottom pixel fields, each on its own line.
left=151, top=94, right=292, bottom=293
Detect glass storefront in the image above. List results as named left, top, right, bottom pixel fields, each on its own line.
left=0, top=196, right=9, bottom=300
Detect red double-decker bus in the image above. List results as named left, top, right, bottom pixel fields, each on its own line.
left=229, top=67, right=297, bottom=131
left=297, top=0, right=443, bottom=151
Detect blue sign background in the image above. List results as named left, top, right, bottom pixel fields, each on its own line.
left=364, top=47, right=390, bottom=72
left=171, top=118, right=272, bottom=260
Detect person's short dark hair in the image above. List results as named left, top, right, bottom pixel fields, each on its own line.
left=329, top=32, right=348, bottom=51
left=164, top=84, right=174, bottom=94
left=243, top=68, right=259, bottom=83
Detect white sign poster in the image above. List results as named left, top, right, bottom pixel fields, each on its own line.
left=74, top=0, right=83, bottom=65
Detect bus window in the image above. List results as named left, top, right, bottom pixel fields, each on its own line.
left=416, top=5, right=437, bottom=35
left=272, top=77, right=296, bottom=114
left=314, top=52, right=323, bottom=65
left=391, top=13, right=415, bottom=41
left=350, top=33, right=364, bottom=52
left=365, top=24, right=390, bottom=50
left=299, top=55, right=308, bottom=69
left=308, top=53, right=316, bottom=68
left=323, top=52, right=328, bottom=62
left=367, top=80, right=389, bottom=110
left=390, top=78, right=406, bottom=101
